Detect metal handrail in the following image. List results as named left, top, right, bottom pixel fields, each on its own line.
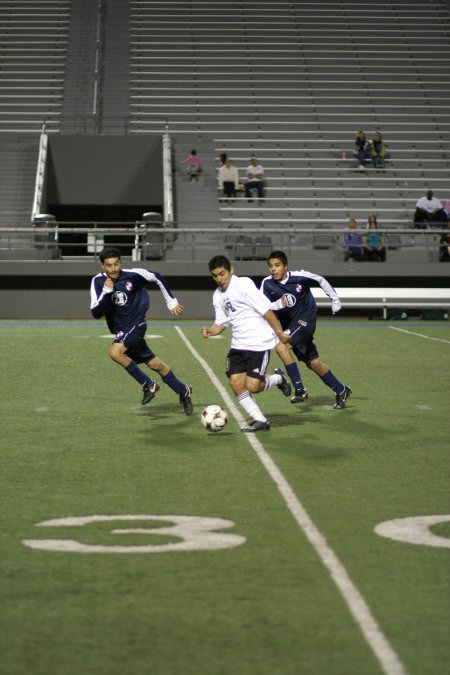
left=162, top=128, right=174, bottom=225
left=31, top=122, right=48, bottom=220
left=92, top=0, right=104, bottom=132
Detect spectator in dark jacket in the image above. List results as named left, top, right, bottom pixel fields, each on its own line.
left=354, top=131, right=370, bottom=170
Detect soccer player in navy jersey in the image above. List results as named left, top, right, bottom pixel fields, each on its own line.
left=201, top=255, right=291, bottom=433
left=260, top=250, right=351, bottom=409
left=90, top=247, right=193, bottom=414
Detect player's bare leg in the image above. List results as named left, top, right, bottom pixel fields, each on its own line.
left=109, top=342, right=159, bottom=404
left=229, top=373, right=270, bottom=432
left=145, top=356, right=193, bottom=415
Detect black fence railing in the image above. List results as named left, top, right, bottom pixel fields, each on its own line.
left=0, top=224, right=448, bottom=263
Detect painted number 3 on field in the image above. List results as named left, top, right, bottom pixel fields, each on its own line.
left=22, top=515, right=246, bottom=553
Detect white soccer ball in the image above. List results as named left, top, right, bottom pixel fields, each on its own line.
left=201, top=405, right=228, bottom=432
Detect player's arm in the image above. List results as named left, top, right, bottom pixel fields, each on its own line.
left=318, top=275, right=341, bottom=314
left=90, top=275, right=113, bottom=319
left=297, top=269, right=342, bottom=315
left=201, top=324, right=225, bottom=338
left=263, top=309, right=291, bottom=343
left=133, top=268, right=184, bottom=315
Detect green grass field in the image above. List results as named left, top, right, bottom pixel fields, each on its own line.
left=1, top=319, right=449, bottom=675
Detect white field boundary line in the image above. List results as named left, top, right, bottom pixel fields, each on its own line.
left=388, top=326, right=450, bottom=344
left=175, top=325, right=408, bottom=675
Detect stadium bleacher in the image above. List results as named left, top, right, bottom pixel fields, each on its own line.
left=0, top=0, right=449, bottom=317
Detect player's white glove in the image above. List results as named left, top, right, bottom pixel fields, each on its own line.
left=332, top=298, right=342, bottom=314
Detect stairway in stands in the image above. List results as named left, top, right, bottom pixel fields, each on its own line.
left=0, top=0, right=70, bottom=238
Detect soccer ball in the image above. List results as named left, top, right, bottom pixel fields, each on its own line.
left=201, top=405, right=228, bottom=432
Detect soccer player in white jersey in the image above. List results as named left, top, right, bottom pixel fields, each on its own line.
left=201, top=255, right=291, bottom=433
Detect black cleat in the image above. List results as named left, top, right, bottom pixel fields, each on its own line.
left=274, top=368, right=292, bottom=397
left=291, top=388, right=309, bottom=404
left=241, top=420, right=270, bottom=433
left=142, top=381, right=160, bottom=405
left=179, top=384, right=193, bottom=415
left=333, top=385, right=352, bottom=409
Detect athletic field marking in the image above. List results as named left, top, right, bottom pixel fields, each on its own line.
left=415, top=405, right=431, bottom=410
left=375, top=515, right=450, bottom=549
left=388, top=326, right=450, bottom=344
left=175, top=326, right=408, bottom=675
left=23, top=515, right=245, bottom=554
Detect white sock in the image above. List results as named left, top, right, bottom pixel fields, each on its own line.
left=237, top=391, right=267, bottom=422
left=264, top=373, right=280, bottom=391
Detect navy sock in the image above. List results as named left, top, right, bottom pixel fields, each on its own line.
left=125, top=361, right=153, bottom=388
left=321, top=370, right=344, bottom=393
left=162, top=370, right=186, bottom=396
left=286, top=363, right=304, bottom=392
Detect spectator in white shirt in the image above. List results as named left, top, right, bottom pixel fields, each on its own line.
left=414, top=190, right=447, bottom=228
left=218, top=158, right=239, bottom=200
left=244, top=157, right=265, bottom=202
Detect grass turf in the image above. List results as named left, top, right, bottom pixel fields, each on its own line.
left=1, top=319, right=449, bottom=675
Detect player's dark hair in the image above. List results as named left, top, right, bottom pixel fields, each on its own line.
left=99, top=247, right=121, bottom=262
left=208, top=255, right=231, bottom=271
left=267, top=250, right=288, bottom=266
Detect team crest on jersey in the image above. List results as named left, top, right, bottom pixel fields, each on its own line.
left=125, top=281, right=133, bottom=291
left=284, top=293, right=296, bottom=307
left=296, top=284, right=303, bottom=293
left=112, top=291, right=128, bottom=305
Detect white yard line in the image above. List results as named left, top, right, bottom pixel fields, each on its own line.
left=176, top=326, right=408, bottom=675
left=388, top=326, right=450, bottom=344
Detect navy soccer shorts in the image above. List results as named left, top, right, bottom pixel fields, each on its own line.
left=286, top=321, right=320, bottom=363
left=114, top=322, right=156, bottom=364
left=225, top=348, right=270, bottom=381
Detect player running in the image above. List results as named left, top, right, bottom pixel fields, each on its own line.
left=260, top=250, right=351, bottom=409
left=201, top=255, right=291, bottom=433
left=90, top=247, right=193, bottom=414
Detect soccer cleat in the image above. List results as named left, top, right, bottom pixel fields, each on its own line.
left=291, top=388, right=309, bottom=404
left=241, top=420, right=270, bottom=433
left=273, top=368, right=292, bottom=397
left=333, top=385, right=352, bottom=409
left=142, top=381, right=160, bottom=405
left=179, top=384, right=193, bottom=415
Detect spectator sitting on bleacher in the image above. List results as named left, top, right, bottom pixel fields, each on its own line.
left=363, top=215, right=386, bottom=262
left=369, top=131, right=388, bottom=168
left=413, top=190, right=448, bottom=228
left=245, top=157, right=265, bottom=202
left=218, top=158, right=239, bottom=201
left=354, top=131, right=370, bottom=170
left=344, top=218, right=364, bottom=261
